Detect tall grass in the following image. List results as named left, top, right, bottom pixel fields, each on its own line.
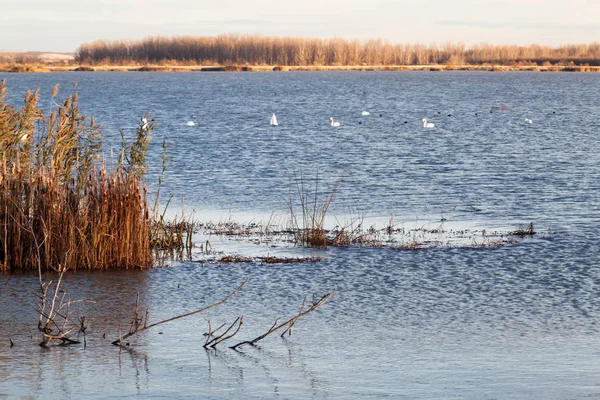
left=0, top=80, right=169, bottom=272
left=288, top=172, right=342, bottom=248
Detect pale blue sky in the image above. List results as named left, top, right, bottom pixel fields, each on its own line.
left=1, top=0, right=599, bottom=52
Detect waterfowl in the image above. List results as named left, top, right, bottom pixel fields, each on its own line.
left=270, top=113, right=279, bottom=126
left=361, top=111, right=370, bottom=116
left=330, top=117, right=340, bottom=127
left=524, top=118, right=533, bottom=124
left=421, top=118, right=435, bottom=128
left=187, top=121, right=195, bottom=126
left=140, top=116, right=148, bottom=130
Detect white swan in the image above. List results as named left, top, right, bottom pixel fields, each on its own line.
left=421, top=118, right=435, bottom=128
left=524, top=118, right=533, bottom=124
left=330, top=117, right=341, bottom=127
left=270, top=113, right=279, bottom=126
left=361, top=111, right=370, bottom=116
left=187, top=121, right=195, bottom=126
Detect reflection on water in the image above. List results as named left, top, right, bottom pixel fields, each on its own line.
left=3, top=244, right=600, bottom=399
left=1, top=71, right=600, bottom=398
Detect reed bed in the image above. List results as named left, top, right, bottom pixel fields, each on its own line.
left=75, top=35, right=600, bottom=67
left=0, top=80, right=185, bottom=272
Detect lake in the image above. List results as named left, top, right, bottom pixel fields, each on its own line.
left=1, top=71, right=600, bottom=399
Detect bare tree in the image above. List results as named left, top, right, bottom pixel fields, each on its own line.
left=75, top=36, right=600, bottom=67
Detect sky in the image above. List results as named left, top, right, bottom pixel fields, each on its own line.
left=1, top=0, right=599, bottom=52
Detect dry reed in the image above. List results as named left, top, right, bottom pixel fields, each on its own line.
left=0, top=80, right=186, bottom=272
left=287, top=172, right=343, bottom=248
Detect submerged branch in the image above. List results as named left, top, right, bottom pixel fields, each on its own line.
left=112, top=278, right=248, bottom=346
left=230, top=289, right=335, bottom=350
left=203, top=317, right=244, bottom=348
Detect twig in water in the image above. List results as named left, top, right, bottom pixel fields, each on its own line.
left=203, top=317, right=244, bottom=348
left=37, top=265, right=90, bottom=347
left=112, top=278, right=248, bottom=346
left=230, top=289, right=335, bottom=350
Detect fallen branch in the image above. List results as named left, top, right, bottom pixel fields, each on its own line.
left=112, top=278, right=248, bottom=346
left=203, top=317, right=244, bottom=348
left=280, top=297, right=306, bottom=337
left=37, top=265, right=90, bottom=347
left=203, top=319, right=226, bottom=346
left=230, top=289, right=335, bottom=350
left=42, top=331, right=80, bottom=346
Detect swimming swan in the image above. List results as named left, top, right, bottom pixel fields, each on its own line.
left=421, top=118, right=435, bottom=128
left=361, top=111, right=370, bottom=116
left=330, top=117, right=341, bottom=127
left=270, top=113, right=279, bottom=126
left=187, top=121, right=195, bottom=126
left=524, top=118, right=533, bottom=124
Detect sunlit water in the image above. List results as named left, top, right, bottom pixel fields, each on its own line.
left=1, top=71, right=600, bottom=399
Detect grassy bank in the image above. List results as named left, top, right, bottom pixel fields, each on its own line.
left=2, top=63, right=600, bottom=73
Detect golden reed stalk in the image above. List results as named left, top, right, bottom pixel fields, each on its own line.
left=0, top=80, right=168, bottom=272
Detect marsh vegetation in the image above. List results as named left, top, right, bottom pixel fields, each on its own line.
left=76, top=35, right=600, bottom=67
left=0, top=80, right=191, bottom=272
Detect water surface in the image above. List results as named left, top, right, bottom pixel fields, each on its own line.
left=1, top=71, right=600, bottom=399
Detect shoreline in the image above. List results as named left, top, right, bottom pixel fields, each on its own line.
left=2, top=63, right=600, bottom=73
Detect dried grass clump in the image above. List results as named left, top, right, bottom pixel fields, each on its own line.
left=71, top=66, right=95, bottom=72
left=0, top=80, right=171, bottom=272
left=511, top=222, right=536, bottom=236
left=330, top=229, right=351, bottom=246
left=287, top=173, right=343, bottom=248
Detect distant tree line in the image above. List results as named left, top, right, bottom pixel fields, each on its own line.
left=75, top=35, right=600, bottom=66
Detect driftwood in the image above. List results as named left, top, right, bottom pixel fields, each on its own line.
left=229, top=289, right=335, bottom=350
left=15, top=203, right=91, bottom=347
left=112, top=278, right=248, bottom=346
left=203, top=317, right=244, bottom=348
left=36, top=265, right=90, bottom=347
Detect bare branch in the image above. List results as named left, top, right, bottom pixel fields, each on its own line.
left=281, top=296, right=306, bottom=337
left=204, top=317, right=243, bottom=348
left=203, top=319, right=227, bottom=347
left=113, top=278, right=248, bottom=346
left=230, top=289, right=335, bottom=350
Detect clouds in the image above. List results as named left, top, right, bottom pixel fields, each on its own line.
left=437, top=20, right=600, bottom=32
left=1, top=0, right=599, bottom=52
